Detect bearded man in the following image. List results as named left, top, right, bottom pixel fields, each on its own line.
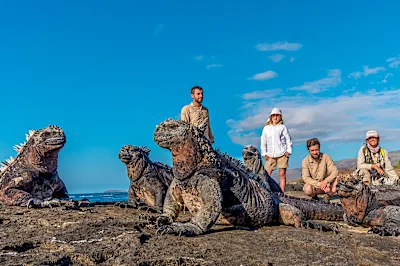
left=302, top=138, right=339, bottom=201
left=180, top=86, right=215, bottom=144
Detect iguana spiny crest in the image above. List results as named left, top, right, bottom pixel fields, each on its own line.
left=0, top=125, right=66, bottom=175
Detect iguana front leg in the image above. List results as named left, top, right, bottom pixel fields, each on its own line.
left=157, top=176, right=222, bottom=237
left=51, top=175, right=69, bottom=199
left=0, top=187, right=32, bottom=206
left=156, top=179, right=184, bottom=227
left=114, top=184, right=139, bottom=208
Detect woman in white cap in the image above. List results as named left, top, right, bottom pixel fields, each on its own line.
left=260, top=107, right=293, bottom=192
left=356, top=130, right=399, bottom=185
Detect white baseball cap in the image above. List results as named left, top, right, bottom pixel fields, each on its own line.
left=365, top=130, right=379, bottom=139
left=269, top=107, right=282, bottom=117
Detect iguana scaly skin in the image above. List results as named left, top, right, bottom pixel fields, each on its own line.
left=0, top=125, right=68, bottom=207
left=337, top=171, right=400, bottom=236
left=118, top=145, right=173, bottom=211
left=242, top=145, right=283, bottom=193
left=153, top=118, right=339, bottom=236
left=243, top=145, right=344, bottom=221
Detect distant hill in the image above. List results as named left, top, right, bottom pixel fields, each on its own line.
left=104, top=190, right=127, bottom=193
left=272, top=150, right=400, bottom=181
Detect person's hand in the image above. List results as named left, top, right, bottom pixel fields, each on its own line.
left=319, top=179, right=328, bottom=190
left=264, top=155, right=269, bottom=161
left=372, top=164, right=385, bottom=175
left=284, top=152, right=290, bottom=158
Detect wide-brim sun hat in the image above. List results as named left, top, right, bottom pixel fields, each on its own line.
left=269, top=107, right=282, bottom=117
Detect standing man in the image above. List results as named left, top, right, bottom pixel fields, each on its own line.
left=356, top=130, right=399, bottom=185
left=181, top=86, right=215, bottom=144
left=302, top=138, right=339, bottom=202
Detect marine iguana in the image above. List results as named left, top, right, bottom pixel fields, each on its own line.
left=242, top=145, right=345, bottom=221
left=337, top=171, right=400, bottom=236
left=242, top=145, right=283, bottom=193
left=118, top=145, right=173, bottom=212
left=153, top=118, right=341, bottom=236
left=0, top=125, right=68, bottom=207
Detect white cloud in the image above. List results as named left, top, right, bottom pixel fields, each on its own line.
left=269, top=54, right=286, bottom=63
left=289, top=69, right=341, bottom=93
left=194, top=55, right=204, bottom=61
left=290, top=57, right=295, bottom=63
left=206, top=64, right=223, bottom=69
left=242, top=88, right=282, bottom=100
left=154, top=24, right=164, bottom=36
left=248, top=70, right=278, bottom=81
left=381, top=73, right=393, bottom=84
left=227, top=88, right=400, bottom=147
left=348, top=71, right=362, bottom=79
left=387, top=55, right=400, bottom=68
left=348, top=65, right=386, bottom=79
left=256, top=41, right=303, bottom=52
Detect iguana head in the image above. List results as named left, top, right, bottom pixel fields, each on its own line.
left=26, top=125, right=66, bottom=172
left=242, top=145, right=263, bottom=175
left=154, top=118, right=215, bottom=180
left=30, top=125, right=66, bottom=151
left=336, top=171, right=374, bottom=224
left=119, top=145, right=150, bottom=181
left=0, top=125, right=66, bottom=174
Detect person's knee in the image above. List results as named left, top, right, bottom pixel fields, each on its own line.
left=303, top=184, right=314, bottom=196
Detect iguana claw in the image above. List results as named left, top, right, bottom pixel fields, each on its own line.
left=114, top=202, right=137, bottom=209
left=27, top=198, right=61, bottom=208
left=301, top=220, right=340, bottom=233
left=156, top=223, right=199, bottom=237
left=26, top=198, right=43, bottom=208
left=138, top=205, right=162, bottom=214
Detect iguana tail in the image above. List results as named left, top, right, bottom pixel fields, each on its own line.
left=276, top=193, right=344, bottom=221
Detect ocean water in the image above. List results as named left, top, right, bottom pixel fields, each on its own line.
left=68, top=192, right=128, bottom=203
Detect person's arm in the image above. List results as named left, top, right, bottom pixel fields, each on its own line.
left=357, top=146, right=372, bottom=170
left=383, top=150, right=399, bottom=180
left=180, top=105, right=190, bottom=123
left=207, top=111, right=215, bottom=143
left=260, top=127, right=268, bottom=157
left=301, top=159, right=319, bottom=187
left=325, top=154, right=339, bottom=183
left=282, top=125, right=293, bottom=155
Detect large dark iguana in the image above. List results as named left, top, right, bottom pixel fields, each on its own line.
left=242, top=145, right=345, bottom=221
left=153, top=118, right=342, bottom=236
left=337, top=171, right=400, bottom=236
left=0, top=125, right=69, bottom=207
left=118, top=145, right=173, bottom=212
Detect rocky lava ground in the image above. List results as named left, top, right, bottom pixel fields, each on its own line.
left=0, top=201, right=400, bottom=266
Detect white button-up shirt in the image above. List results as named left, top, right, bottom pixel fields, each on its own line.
left=260, top=123, right=292, bottom=158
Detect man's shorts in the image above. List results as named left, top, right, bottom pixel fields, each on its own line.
left=264, top=155, right=289, bottom=172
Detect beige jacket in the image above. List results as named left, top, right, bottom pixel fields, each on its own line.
left=357, top=146, right=398, bottom=181
left=301, top=153, right=339, bottom=187
left=181, top=102, right=214, bottom=143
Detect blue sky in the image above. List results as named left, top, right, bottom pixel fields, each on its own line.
left=1, top=1, right=400, bottom=193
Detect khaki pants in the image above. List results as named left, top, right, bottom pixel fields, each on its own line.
left=356, top=168, right=392, bottom=185
left=265, top=155, right=289, bottom=173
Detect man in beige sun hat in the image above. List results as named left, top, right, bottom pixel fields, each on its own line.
left=355, top=130, right=399, bottom=185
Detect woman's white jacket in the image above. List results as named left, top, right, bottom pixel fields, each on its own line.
left=260, top=124, right=292, bottom=158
